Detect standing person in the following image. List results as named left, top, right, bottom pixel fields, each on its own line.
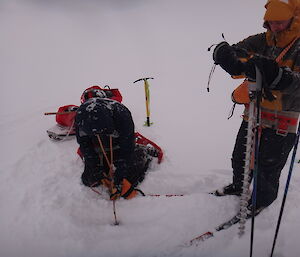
left=212, top=0, right=300, bottom=211
left=75, top=86, right=154, bottom=199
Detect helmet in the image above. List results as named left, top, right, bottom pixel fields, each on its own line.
left=80, top=85, right=107, bottom=103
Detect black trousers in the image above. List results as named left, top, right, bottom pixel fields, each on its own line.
left=231, top=120, right=296, bottom=208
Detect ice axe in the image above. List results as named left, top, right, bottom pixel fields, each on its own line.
left=133, top=77, right=154, bottom=127
left=44, top=111, right=75, bottom=116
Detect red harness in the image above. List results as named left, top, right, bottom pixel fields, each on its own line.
left=261, top=111, right=298, bottom=136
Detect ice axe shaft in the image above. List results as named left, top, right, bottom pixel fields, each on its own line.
left=44, top=111, right=76, bottom=116
left=133, top=77, right=154, bottom=127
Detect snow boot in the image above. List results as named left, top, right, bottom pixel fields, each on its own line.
left=246, top=204, right=266, bottom=218
left=213, top=184, right=242, bottom=196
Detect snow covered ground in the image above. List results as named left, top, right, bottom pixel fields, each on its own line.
left=1, top=1, right=300, bottom=257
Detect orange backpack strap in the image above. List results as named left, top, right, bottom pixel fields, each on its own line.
left=275, top=36, right=299, bottom=63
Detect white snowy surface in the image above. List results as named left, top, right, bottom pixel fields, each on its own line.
left=1, top=1, right=300, bottom=257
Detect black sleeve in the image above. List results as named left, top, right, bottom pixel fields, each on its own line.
left=234, top=33, right=267, bottom=56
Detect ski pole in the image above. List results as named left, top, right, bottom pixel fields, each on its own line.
left=270, top=120, right=300, bottom=257
left=133, top=77, right=154, bottom=126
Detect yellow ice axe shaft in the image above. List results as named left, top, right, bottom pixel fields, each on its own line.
left=144, top=79, right=151, bottom=126
left=133, top=77, right=154, bottom=126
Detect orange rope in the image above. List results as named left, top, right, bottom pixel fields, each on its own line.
left=96, top=134, right=111, bottom=169
left=95, top=134, right=119, bottom=225
left=275, top=37, right=299, bottom=63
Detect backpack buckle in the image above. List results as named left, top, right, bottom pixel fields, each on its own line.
left=276, top=128, right=288, bottom=136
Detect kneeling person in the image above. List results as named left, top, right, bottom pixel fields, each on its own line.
left=75, top=87, right=151, bottom=199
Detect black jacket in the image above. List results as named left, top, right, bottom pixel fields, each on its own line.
left=75, top=97, right=135, bottom=183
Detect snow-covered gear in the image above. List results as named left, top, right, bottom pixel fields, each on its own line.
left=46, top=87, right=123, bottom=141
left=135, top=132, right=163, bottom=163
left=80, top=86, right=107, bottom=103
left=80, top=85, right=123, bottom=104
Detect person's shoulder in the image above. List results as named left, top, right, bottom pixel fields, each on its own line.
left=242, top=33, right=266, bottom=43
left=234, top=32, right=266, bottom=52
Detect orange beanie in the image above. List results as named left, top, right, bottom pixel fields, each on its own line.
left=264, top=0, right=299, bottom=21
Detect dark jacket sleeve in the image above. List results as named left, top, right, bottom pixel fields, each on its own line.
left=233, top=33, right=267, bottom=56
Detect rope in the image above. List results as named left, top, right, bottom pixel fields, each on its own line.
left=96, top=134, right=119, bottom=225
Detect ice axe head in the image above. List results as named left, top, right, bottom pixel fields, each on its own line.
left=133, top=77, right=154, bottom=84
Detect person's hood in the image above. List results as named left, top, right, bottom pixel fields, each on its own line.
left=263, top=0, right=300, bottom=47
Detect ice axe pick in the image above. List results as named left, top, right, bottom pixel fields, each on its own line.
left=133, top=77, right=154, bottom=126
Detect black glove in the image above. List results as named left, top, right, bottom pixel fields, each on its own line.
left=245, top=55, right=282, bottom=88
left=213, top=41, right=246, bottom=76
